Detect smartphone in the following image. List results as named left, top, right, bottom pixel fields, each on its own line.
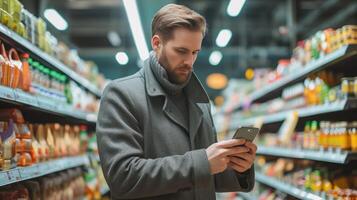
left=232, top=127, right=260, bottom=142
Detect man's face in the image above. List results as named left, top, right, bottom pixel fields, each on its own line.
left=153, top=28, right=203, bottom=84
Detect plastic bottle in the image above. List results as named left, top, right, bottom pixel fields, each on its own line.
left=8, top=48, right=22, bottom=89
left=0, top=42, right=11, bottom=86
left=45, top=124, right=55, bottom=159
left=20, top=53, right=31, bottom=91
left=36, top=124, right=49, bottom=161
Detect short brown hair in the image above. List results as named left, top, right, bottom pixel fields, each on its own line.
left=151, top=4, right=207, bottom=41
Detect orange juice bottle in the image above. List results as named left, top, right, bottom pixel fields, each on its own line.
left=340, top=122, right=350, bottom=150
left=64, top=125, right=71, bottom=155
left=36, top=124, right=49, bottom=161
left=0, top=120, right=16, bottom=170
left=20, top=53, right=31, bottom=91
left=45, top=124, right=55, bottom=159
left=0, top=42, right=11, bottom=86
left=8, top=48, right=22, bottom=89
left=28, top=123, right=39, bottom=163
left=51, top=123, right=63, bottom=157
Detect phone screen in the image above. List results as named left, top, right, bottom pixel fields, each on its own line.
left=232, top=127, right=260, bottom=141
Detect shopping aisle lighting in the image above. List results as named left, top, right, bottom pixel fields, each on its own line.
left=123, top=0, right=149, bottom=61
left=209, top=51, right=223, bottom=66
left=116, top=52, right=129, bottom=65
left=227, top=0, right=246, bottom=17
left=216, top=29, right=232, bottom=47
left=44, top=9, right=68, bottom=31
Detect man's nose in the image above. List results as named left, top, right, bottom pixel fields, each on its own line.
left=183, top=54, right=195, bottom=67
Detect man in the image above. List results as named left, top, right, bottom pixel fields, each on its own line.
left=97, top=3, right=256, bottom=200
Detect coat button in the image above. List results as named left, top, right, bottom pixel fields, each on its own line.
left=152, top=88, right=156, bottom=92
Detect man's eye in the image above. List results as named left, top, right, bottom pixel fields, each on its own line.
left=177, top=49, right=186, bottom=54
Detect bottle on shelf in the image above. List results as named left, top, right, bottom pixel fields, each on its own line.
left=20, top=53, right=31, bottom=91
left=8, top=48, right=22, bottom=89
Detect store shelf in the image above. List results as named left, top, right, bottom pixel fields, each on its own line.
left=257, top=146, right=357, bottom=164
left=230, top=98, right=357, bottom=129
left=101, top=185, right=110, bottom=195
left=0, top=24, right=101, bottom=97
left=237, top=192, right=256, bottom=200
left=256, top=172, right=324, bottom=200
left=0, top=155, right=89, bottom=187
left=0, top=85, right=97, bottom=124
left=221, top=45, right=357, bottom=114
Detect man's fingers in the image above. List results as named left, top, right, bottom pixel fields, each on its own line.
left=217, top=139, right=246, bottom=148
left=221, top=146, right=250, bottom=156
left=245, top=142, right=257, bottom=153
left=228, top=162, right=248, bottom=173
left=230, top=156, right=251, bottom=167
left=229, top=154, right=254, bottom=166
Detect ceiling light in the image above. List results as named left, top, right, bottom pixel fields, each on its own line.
left=209, top=51, right=223, bottom=66
left=227, top=0, right=246, bottom=17
left=206, top=73, right=228, bottom=90
left=115, top=52, right=129, bottom=65
left=107, top=31, right=121, bottom=46
left=216, top=29, right=232, bottom=47
left=123, top=0, right=149, bottom=61
left=44, top=9, right=68, bottom=31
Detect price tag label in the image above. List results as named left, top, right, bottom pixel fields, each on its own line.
left=20, top=165, right=40, bottom=180
left=0, top=85, right=15, bottom=100
left=6, top=169, right=21, bottom=183
left=37, top=97, right=57, bottom=110
left=14, top=90, right=37, bottom=106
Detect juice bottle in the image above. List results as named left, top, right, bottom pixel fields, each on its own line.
left=52, top=123, right=63, bottom=157
left=64, top=125, right=71, bottom=155
left=303, top=121, right=311, bottom=149
left=45, top=124, right=55, bottom=159
left=349, top=121, right=357, bottom=151
left=20, top=53, right=31, bottom=91
left=8, top=48, right=22, bottom=89
left=36, top=124, right=49, bottom=161
left=340, top=122, right=350, bottom=150
left=319, top=121, right=326, bottom=149
left=0, top=120, right=16, bottom=170
left=0, top=42, right=11, bottom=86
left=28, top=123, right=39, bottom=163
left=310, top=121, right=319, bottom=150
left=79, top=125, right=88, bottom=155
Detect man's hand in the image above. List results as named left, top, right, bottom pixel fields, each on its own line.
left=206, top=139, right=249, bottom=175
left=228, top=142, right=257, bottom=173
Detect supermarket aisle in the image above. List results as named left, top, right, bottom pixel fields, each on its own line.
left=214, top=25, right=357, bottom=200
left=0, top=0, right=356, bottom=199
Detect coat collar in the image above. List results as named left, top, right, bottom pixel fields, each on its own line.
left=143, top=58, right=210, bottom=104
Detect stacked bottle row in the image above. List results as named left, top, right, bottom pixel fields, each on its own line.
left=0, top=41, right=100, bottom=113
left=0, top=0, right=108, bottom=91
left=0, top=108, right=90, bottom=170
left=252, top=25, right=356, bottom=91
left=256, top=157, right=357, bottom=199
left=0, top=167, right=86, bottom=200
left=302, top=121, right=357, bottom=151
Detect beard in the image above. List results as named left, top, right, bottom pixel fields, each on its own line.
left=158, top=49, right=192, bottom=85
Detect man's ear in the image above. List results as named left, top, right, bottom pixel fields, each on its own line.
left=151, top=35, right=161, bottom=51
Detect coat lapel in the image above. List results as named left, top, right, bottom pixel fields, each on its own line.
left=143, top=57, right=209, bottom=146
left=163, top=98, right=189, bottom=132
left=188, top=100, right=203, bottom=148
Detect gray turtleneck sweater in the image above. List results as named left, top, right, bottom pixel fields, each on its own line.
left=149, top=51, right=190, bottom=132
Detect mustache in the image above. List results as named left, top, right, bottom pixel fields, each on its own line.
left=178, top=65, right=193, bottom=72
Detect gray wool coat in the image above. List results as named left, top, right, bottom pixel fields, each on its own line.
left=96, top=58, right=255, bottom=200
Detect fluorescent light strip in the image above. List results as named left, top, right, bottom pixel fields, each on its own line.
left=44, top=9, right=68, bottom=31
left=216, top=29, right=232, bottom=47
left=209, top=51, right=223, bottom=66
left=123, top=0, right=149, bottom=61
left=227, top=0, right=246, bottom=17
left=116, top=52, right=129, bottom=65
